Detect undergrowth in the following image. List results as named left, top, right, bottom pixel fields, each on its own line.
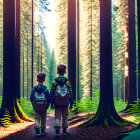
left=126, top=99, right=140, bottom=122
left=0, top=92, right=127, bottom=117
left=18, top=97, right=53, bottom=117
left=70, top=89, right=127, bottom=114
left=0, top=96, right=52, bottom=118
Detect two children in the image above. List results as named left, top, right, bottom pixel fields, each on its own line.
left=30, top=64, right=73, bottom=138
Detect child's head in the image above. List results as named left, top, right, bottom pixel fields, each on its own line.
left=57, top=64, right=66, bottom=76
left=37, top=72, right=46, bottom=83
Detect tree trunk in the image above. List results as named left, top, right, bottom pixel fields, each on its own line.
left=27, top=29, right=29, bottom=100
left=68, top=0, right=76, bottom=101
left=0, top=0, right=33, bottom=126
left=76, top=0, right=80, bottom=101
left=31, top=0, right=34, bottom=89
left=137, top=0, right=140, bottom=99
left=81, top=0, right=132, bottom=128
left=23, top=40, right=25, bottom=98
left=15, top=0, right=20, bottom=99
left=90, top=0, right=93, bottom=98
left=125, top=0, right=137, bottom=110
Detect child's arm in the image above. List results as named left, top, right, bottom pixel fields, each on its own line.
left=50, top=80, right=58, bottom=108
left=30, top=88, right=35, bottom=109
left=45, top=88, right=50, bottom=109
left=66, top=81, right=73, bottom=108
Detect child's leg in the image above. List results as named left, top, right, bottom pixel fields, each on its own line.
left=62, top=107, right=68, bottom=130
left=54, top=107, right=61, bottom=130
left=40, top=111, right=47, bottom=136
left=40, top=111, right=46, bottom=130
left=35, top=111, right=41, bottom=129
left=35, top=111, right=41, bottom=137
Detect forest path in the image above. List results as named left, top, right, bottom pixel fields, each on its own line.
left=0, top=112, right=93, bottom=140
left=0, top=112, right=134, bottom=140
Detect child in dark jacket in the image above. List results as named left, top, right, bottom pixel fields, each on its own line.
left=30, top=72, right=50, bottom=137
left=50, top=64, right=73, bottom=138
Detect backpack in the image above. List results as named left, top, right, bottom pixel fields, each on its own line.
left=33, top=91, right=47, bottom=110
left=55, top=84, right=69, bottom=106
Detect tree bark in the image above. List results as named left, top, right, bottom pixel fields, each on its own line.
left=76, top=0, right=80, bottom=101
left=90, top=0, right=93, bottom=98
left=125, top=0, right=137, bottom=110
left=0, top=0, right=33, bottom=126
left=81, top=0, right=132, bottom=128
left=68, top=0, right=76, bottom=101
left=31, top=0, right=34, bottom=89
left=137, top=0, right=140, bottom=99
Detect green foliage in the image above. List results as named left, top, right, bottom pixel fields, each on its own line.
left=126, top=99, right=140, bottom=121
left=70, top=89, right=127, bottom=114
left=114, top=97, right=127, bottom=112
left=18, top=97, right=52, bottom=117
left=0, top=108, right=12, bottom=127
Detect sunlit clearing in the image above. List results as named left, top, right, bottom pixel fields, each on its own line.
left=0, top=122, right=34, bottom=139
left=36, top=0, right=58, bottom=52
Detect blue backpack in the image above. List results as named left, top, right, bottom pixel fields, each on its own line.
left=33, top=91, right=47, bottom=110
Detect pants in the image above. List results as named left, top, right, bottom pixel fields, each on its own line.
left=34, top=110, right=46, bottom=130
left=54, top=107, right=68, bottom=130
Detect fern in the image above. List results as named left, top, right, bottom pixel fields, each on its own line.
left=0, top=108, right=13, bottom=127
left=70, top=89, right=127, bottom=114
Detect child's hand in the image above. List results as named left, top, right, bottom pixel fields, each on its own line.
left=51, top=105, right=55, bottom=109
left=69, top=106, right=73, bottom=110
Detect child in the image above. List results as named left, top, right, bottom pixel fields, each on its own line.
left=30, top=72, right=50, bottom=137
left=50, top=64, right=73, bottom=138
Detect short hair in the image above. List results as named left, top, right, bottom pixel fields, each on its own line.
left=37, top=72, right=46, bottom=83
left=57, top=64, right=66, bottom=75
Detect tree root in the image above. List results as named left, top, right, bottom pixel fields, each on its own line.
left=79, top=113, right=135, bottom=128
left=0, top=98, right=34, bottom=127
left=16, top=99, right=34, bottom=122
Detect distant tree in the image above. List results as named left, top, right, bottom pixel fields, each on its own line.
left=137, top=0, right=140, bottom=99
left=76, top=0, right=80, bottom=101
left=125, top=0, right=137, bottom=110
left=0, top=0, right=33, bottom=126
left=79, top=0, right=100, bottom=99
left=49, top=49, right=57, bottom=89
left=32, top=0, right=34, bottom=88
left=81, top=0, right=131, bottom=128
left=27, top=28, right=29, bottom=100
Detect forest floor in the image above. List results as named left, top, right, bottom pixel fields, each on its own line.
left=0, top=112, right=137, bottom=140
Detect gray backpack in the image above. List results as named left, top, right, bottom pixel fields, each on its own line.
left=55, top=84, right=69, bottom=105
left=33, top=92, right=47, bottom=110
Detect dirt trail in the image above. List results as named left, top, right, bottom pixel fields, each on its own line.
left=0, top=112, right=133, bottom=140
left=1, top=113, right=84, bottom=140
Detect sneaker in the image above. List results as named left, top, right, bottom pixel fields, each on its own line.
left=41, top=129, right=47, bottom=136
left=63, top=129, right=70, bottom=136
left=35, top=128, right=40, bottom=138
left=56, top=129, right=60, bottom=138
